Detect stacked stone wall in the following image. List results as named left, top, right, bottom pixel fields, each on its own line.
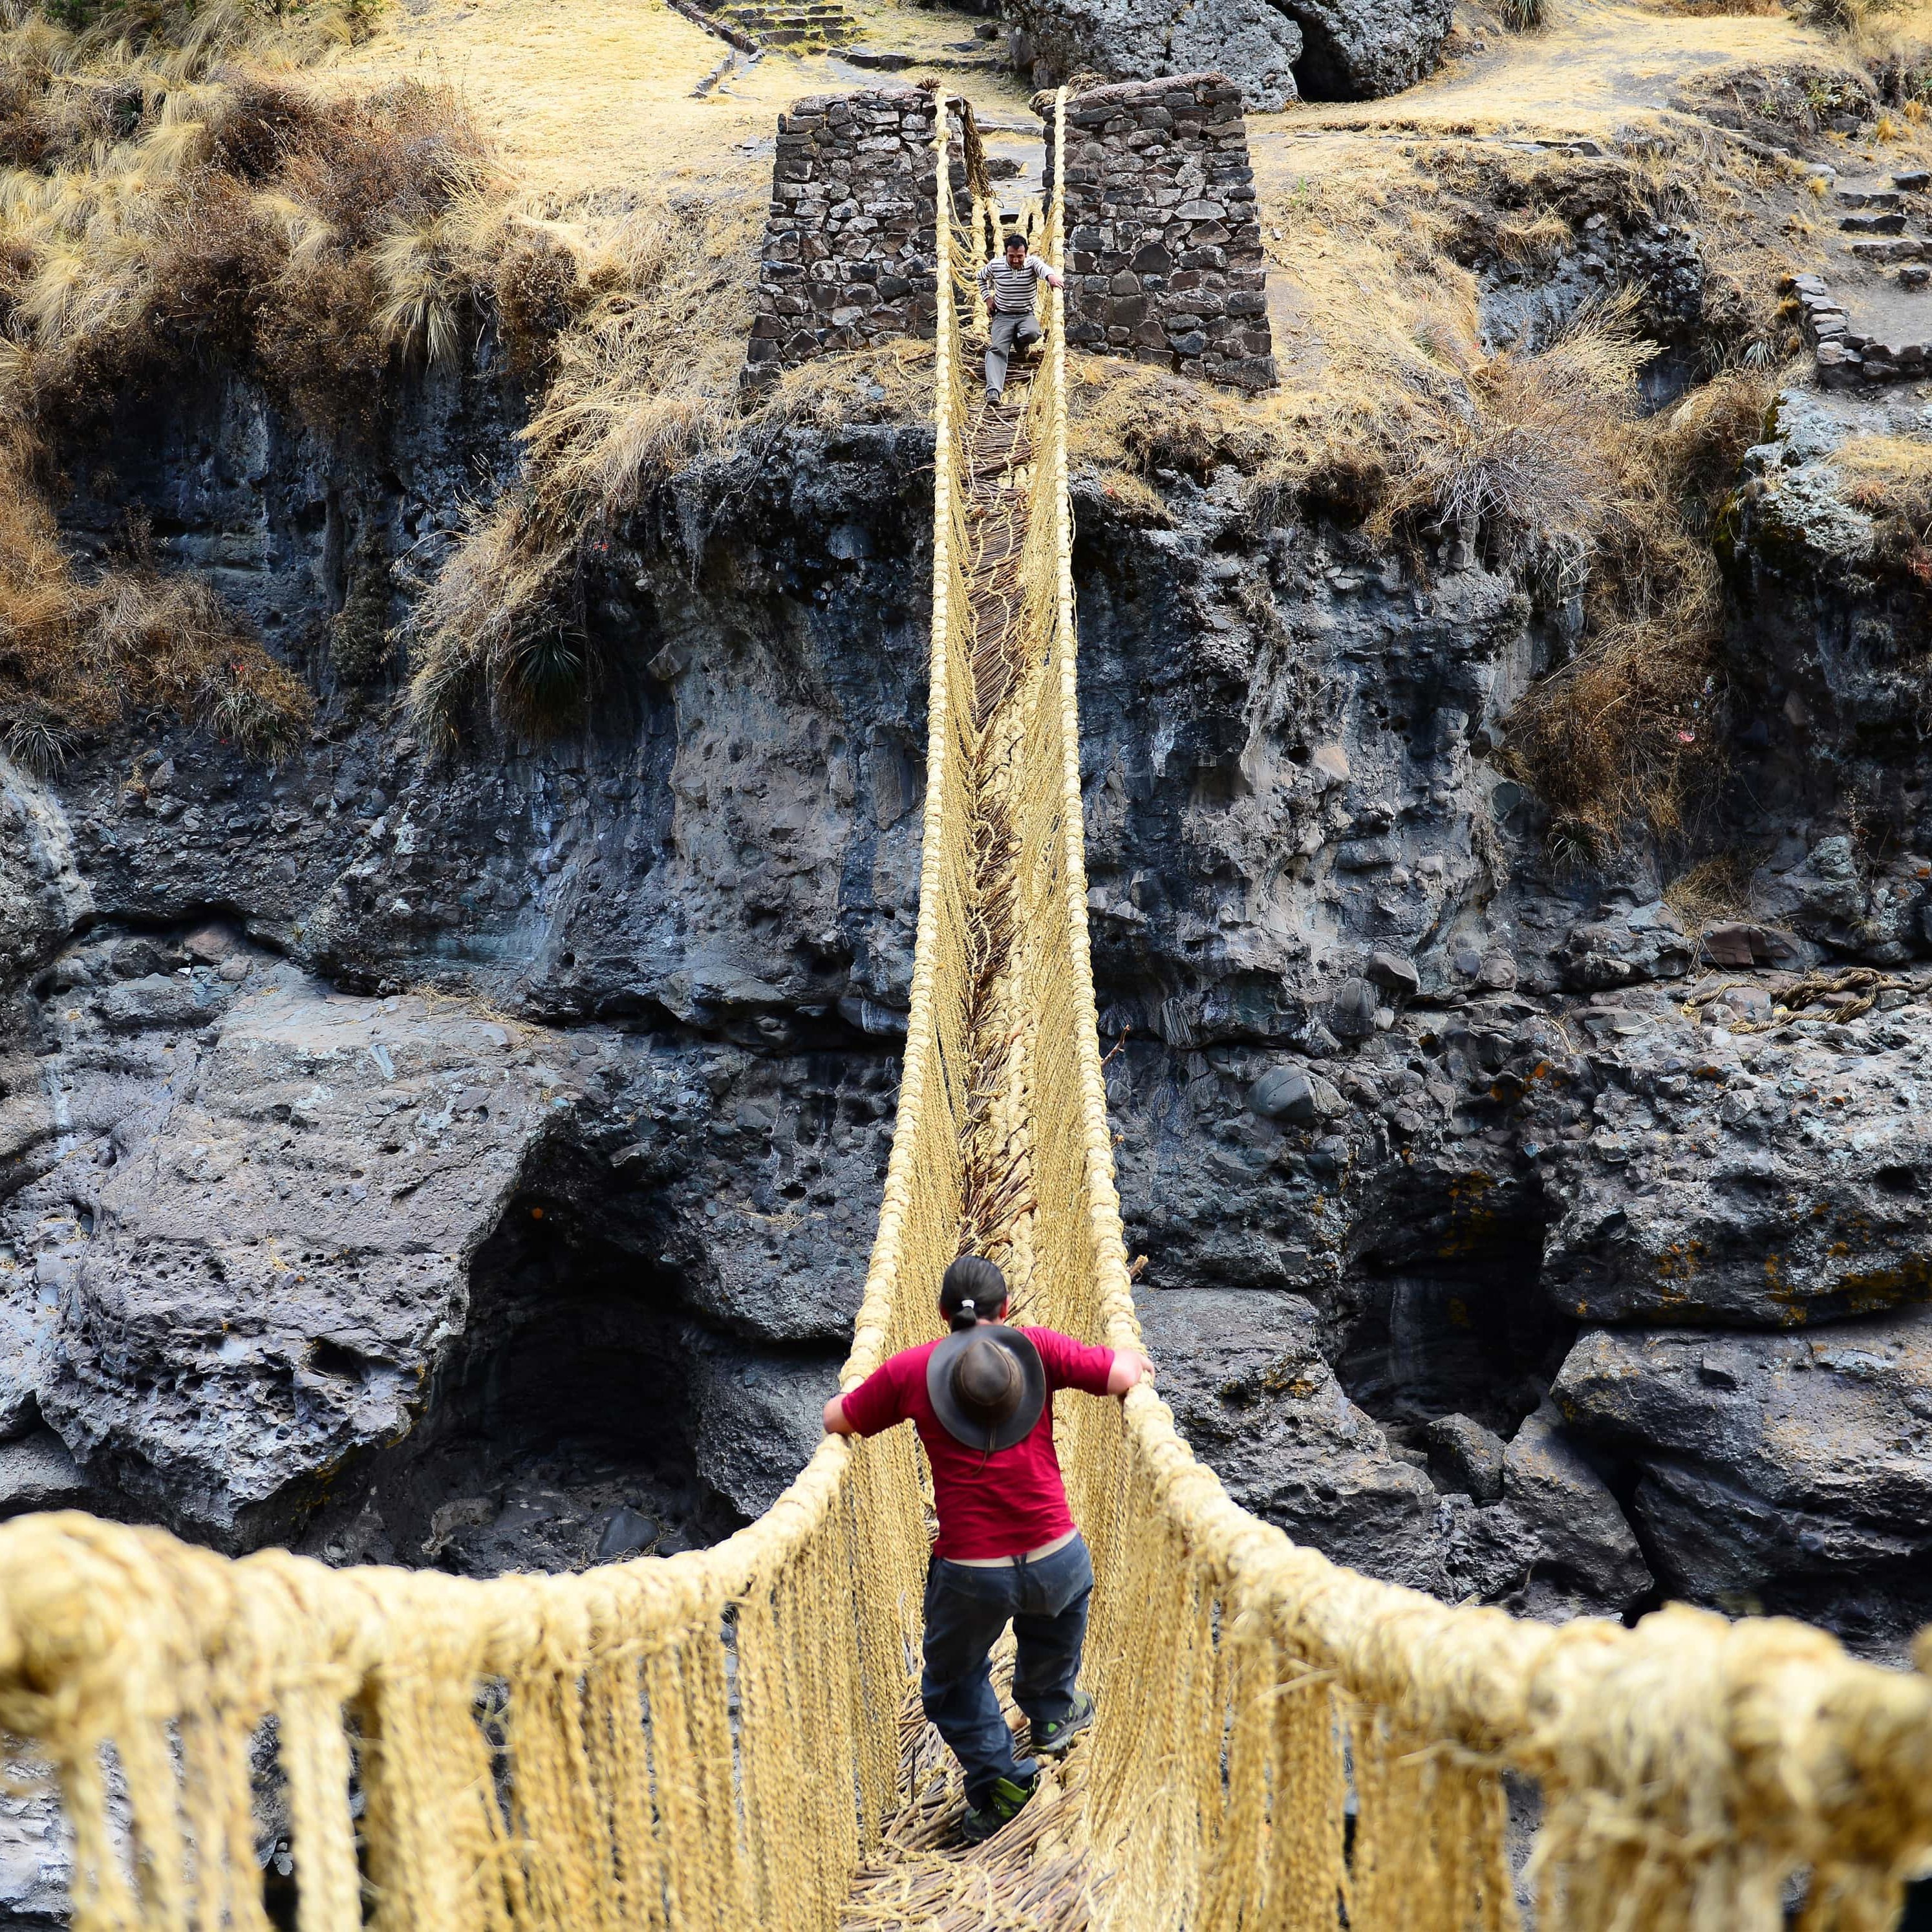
left=746, top=88, right=967, bottom=389
left=1042, top=72, right=1274, bottom=391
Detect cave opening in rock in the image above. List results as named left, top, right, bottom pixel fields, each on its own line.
left=298, top=1190, right=732, bottom=1577
left=1333, top=1221, right=1573, bottom=1443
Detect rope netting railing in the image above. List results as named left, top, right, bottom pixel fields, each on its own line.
left=1, top=82, right=1931, bottom=1932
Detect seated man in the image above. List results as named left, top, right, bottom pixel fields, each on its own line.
left=823, top=1255, right=1153, bottom=1843
left=977, top=231, right=1064, bottom=408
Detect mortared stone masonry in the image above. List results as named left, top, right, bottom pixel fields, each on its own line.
left=1042, top=72, right=1275, bottom=391
left=744, top=76, right=1273, bottom=394
left=744, top=86, right=971, bottom=391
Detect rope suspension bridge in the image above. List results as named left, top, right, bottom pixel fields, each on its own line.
left=3, top=89, right=1932, bottom=1932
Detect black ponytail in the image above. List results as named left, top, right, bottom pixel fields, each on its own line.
left=941, top=1255, right=1008, bottom=1331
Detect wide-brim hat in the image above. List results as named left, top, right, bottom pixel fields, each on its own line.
left=926, top=1323, right=1047, bottom=1452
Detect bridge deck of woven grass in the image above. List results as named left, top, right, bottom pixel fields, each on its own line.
left=0, top=87, right=1930, bottom=1932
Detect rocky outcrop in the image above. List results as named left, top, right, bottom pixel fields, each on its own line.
left=1721, top=389, right=1932, bottom=856
left=0, top=919, right=875, bottom=1556
left=1136, top=1287, right=1447, bottom=1589
left=1499, top=1404, right=1653, bottom=1618
left=1009, top=0, right=1303, bottom=114
left=1280, top=0, right=1453, bottom=99
left=17, top=950, right=559, bottom=1545
left=0, top=762, right=89, bottom=1003
left=1554, top=1312, right=1932, bottom=1646
left=1006, top=0, right=1451, bottom=105
left=1526, top=989, right=1932, bottom=1328
left=1139, top=1291, right=1652, bottom=1618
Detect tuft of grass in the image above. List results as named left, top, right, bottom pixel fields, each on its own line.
left=1066, top=354, right=1274, bottom=524
left=0, top=44, right=508, bottom=436
left=39, top=0, right=378, bottom=66
left=1832, top=433, right=1932, bottom=529
left=0, top=451, right=312, bottom=754
left=1500, top=363, right=1781, bottom=846
left=1663, top=851, right=1757, bottom=939
left=1492, top=208, right=1571, bottom=267
left=407, top=195, right=762, bottom=744
left=1373, top=292, right=1651, bottom=589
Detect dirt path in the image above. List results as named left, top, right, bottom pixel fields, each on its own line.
left=1338, top=0, right=1823, bottom=133
left=327, top=0, right=1035, bottom=205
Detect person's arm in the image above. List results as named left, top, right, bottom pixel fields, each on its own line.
left=824, top=1355, right=903, bottom=1437
left=1031, top=1327, right=1152, bottom=1400
left=979, top=259, right=998, bottom=311
left=1030, top=254, right=1065, bottom=290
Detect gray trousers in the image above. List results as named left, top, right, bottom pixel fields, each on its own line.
left=985, top=309, right=1042, bottom=394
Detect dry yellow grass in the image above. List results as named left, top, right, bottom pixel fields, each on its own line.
left=325, top=0, right=1036, bottom=205
left=1263, top=0, right=1823, bottom=135
left=1375, top=290, right=1653, bottom=577
left=0, top=449, right=312, bottom=762
left=1501, top=363, right=1780, bottom=846
left=408, top=189, right=765, bottom=740
left=1831, top=433, right=1932, bottom=528
left=1662, top=849, right=1757, bottom=936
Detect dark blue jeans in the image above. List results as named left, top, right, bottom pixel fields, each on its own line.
left=920, top=1533, right=1093, bottom=1807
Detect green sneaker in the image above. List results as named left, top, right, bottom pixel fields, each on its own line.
left=960, top=1772, right=1036, bottom=1845
left=1031, top=1690, right=1096, bottom=1759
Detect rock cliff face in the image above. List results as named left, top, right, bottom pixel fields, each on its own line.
left=5, top=222, right=1932, bottom=1682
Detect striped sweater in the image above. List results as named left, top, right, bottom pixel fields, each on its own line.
left=978, top=253, right=1060, bottom=314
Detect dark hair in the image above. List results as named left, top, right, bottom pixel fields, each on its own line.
left=1002, top=231, right=1026, bottom=253
left=941, top=1255, right=1009, bottom=1332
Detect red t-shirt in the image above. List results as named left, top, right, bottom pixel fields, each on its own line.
left=841, top=1326, right=1117, bottom=1559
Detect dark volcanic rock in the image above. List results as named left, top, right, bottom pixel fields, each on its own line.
left=1527, top=996, right=1932, bottom=1327
left=1006, top=0, right=1305, bottom=109
left=1133, top=1285, right=1452, bottom=1591
left=1500, top=1404, right=1651, bottom=1617
left=1556, top=898, right=1693, bottom=992
left=6, top=317, right=1932, bottom=1671
left=1280, top=0, right=1454, bottom=99
left=1552, top=1311, right=1932, bottom=1638
left=14, top=956, right=561, bottom=1545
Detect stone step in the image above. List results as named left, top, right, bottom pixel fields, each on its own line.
left=1846, top=236, right=1927, bottom=263
left=1897, top=171, right=1931, bottom=190
left=1841, top=211, right=1908, bottom=235
left=718, top=9, right=852, bottom=32
left=698, top=0, right=854, bottom=32
left=1838, top=189, right=1903, bottom=210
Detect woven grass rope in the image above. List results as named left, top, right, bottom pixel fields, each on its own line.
left=2, top=85, right=1931, bottom=1932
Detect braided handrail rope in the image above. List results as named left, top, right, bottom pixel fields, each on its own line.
left=0, top=77, right=1930, bottom=1932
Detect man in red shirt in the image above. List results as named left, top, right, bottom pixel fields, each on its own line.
left=824, top=1255, right=1154, bottom=1843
